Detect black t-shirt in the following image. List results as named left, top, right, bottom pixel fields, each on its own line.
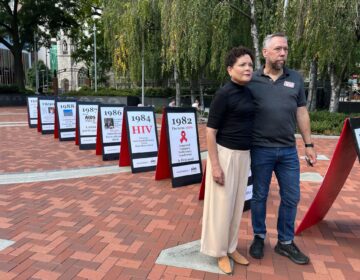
left=207, top=81, right=254, bottom=150
left=247, top=67, right=306, bottom=147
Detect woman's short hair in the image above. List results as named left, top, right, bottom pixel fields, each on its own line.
left=225, top=46, right=254, bottom=68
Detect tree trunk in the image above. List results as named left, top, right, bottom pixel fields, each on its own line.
left=199, top=71, right=205, bottom=111
left=328, top=64, right=341, bottom=113
left=190, top=79, right=195, bottom=104
left=12, top=42, right=25, bottom=91
left=174, top=65, right=181, bottom=107
left=307, top=58, right=317, bottom=111
left=249, top=0, right=261, bottom=69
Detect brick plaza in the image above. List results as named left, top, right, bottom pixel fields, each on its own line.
left=0, top=107, right=359, bottom=279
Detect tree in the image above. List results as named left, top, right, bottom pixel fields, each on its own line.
left=26, top=60, right=51, bottom=90
left=103, top=0, right=162, bottom=83
left=0, top=0, right=82, bottom=90
left=284, top=0, right=360, bottom=112
left=71, top=2, right=113, bottom=86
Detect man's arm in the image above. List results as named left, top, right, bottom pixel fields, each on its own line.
left=297, top=106, right=317, bottom=165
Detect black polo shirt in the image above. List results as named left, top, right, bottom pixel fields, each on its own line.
left=207, top=81, right=254, bottom=150
left=247, top=67, right=306, bottom=147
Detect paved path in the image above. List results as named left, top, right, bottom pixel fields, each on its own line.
left=0, top=107, right=359, bottom=280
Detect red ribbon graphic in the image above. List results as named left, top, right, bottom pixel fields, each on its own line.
left=180, top=130, right=188, bottom=143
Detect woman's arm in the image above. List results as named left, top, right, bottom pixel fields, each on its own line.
left=207, top=127, right=225, bottom=186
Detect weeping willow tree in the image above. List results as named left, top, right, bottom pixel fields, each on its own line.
left=103, top=0, right=299, bottom=105
left=103, top=0, right=161, bottom=85
left=210, top=1, right=254, bottom=80
left=283, top=0, right=360, bottom=112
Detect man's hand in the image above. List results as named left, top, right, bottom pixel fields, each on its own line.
left=305, top=147, right=317, bottom=166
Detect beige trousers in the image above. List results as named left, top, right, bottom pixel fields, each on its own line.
left=200, top=144, right=250, bottom=257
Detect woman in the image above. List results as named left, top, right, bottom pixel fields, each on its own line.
left=200, top=46, right=254, bottom=275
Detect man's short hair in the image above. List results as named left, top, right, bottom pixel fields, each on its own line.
left=263, top=32, right=288, bottom=49
left=225, top=46, right=254, bottom=68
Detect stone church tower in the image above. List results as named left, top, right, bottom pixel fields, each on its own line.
left=56, top=32, right=88, bottom=93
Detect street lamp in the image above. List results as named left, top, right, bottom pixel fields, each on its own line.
left=92, top=7, right=101, bottom=93
left=93, top=23, right=97, bottom=93
left=40, top=69, right=45, bottom=92
left=34, top=33, right=39, bottom=94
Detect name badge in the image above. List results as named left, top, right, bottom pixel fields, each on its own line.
left=284, top=81, right=295, bottom=88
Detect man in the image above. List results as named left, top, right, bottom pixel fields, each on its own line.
left=247, top=33, right=317, bottom=265
left=192, top=98, right=200, bottom=111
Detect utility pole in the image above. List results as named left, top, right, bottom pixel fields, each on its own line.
left=34, top=34, right=39, bottom=93
left=93, top=23, right=97, bottom=93
left=141, top=31, right=145, bottom=105
left=45, top=48, right=48, bottom=92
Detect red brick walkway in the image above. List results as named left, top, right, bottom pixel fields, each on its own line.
left=0, top=107, right=359, bottom=279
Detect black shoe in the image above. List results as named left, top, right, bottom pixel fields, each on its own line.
left=249, top=235, right=264, bottom=259
left=275, top=241, right=310, bottom=265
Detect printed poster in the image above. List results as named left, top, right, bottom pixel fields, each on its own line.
left=167, top=112, right=199, bottom=164
left=127, top=111, right=157, bottom=154
left=79, top=104, right=98, bottom=136
left=101, top=106, right=124, bottom=144
left=39, top=99, right=55, bottom=125
left=57, top=101, right=76, bottom=129
left=28, top=97, right=38, bottom=119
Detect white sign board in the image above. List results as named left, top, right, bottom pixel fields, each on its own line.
left=28, top=97, right=38, bottom=119
left=79, top=104, right=98, bottom=136
left=167, top=112, right=200, bottom=164
left=38, top=97, right=55, bottom=133
left=27, top=96, right=38, bottom=128
left=127, top=111, right=158, bottom=154
left=39, top=99, right=55, bottom=125
left=100, top=106, right=124, bottom=144
left=57, top=101, right=76, bottom=130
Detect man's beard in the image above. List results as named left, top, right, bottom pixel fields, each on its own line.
left=270, top=60, right=285, bottom=71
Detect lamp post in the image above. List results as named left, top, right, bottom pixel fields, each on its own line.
left=93, top=23, right=97, bottom=93
left=45, top=48, right=48, bottom=92
left=34, top=34, right=39, bottom=93
left=91, top=6, right=102, bottom=93
left=40, top=70, right=45, bottom=89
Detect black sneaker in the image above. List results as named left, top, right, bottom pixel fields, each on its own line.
left=249, top=235, right=264, bottom=259
left=275, top=241, right=310, bottom=265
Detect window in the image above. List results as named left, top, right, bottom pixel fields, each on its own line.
left=62, top=40, right=68, bottom=54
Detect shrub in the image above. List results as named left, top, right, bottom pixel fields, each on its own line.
left=308, top=111, right=360, bottom=135
left=0, top=84, right=20, bottom=94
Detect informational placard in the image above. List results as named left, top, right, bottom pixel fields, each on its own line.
left=77, top=102, right=99, bottom=150
left=97, top=104, right=124, bottom=160
left=120, top=106, right=159, bottom=173
left=56, top=100, right=77, bottom=141
left=38, top=96, right=55, bottom=134
left=155, top=107, right=202, bottom=187
left=26, top=96, right=38, bottom=128
left=349, top=117, right=360, bottom=162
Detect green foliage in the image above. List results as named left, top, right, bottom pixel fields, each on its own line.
left=0, top=85, right=20, bottom=94
left=103, top=0, right=162, bottom=82
left=26, top=61, right=52, bottom=89
left=285, top=0, right=359, bottom=78
left=0, top=0, right=83, bottom=89
left=0, top=85, right=34, bottom=94
left=309, top=111, right=360, bottom=135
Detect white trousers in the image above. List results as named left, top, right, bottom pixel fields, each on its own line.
left=200, top=144, right=250, bottom=257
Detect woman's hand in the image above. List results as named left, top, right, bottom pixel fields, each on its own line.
left=212, top=165, right=225, bottom=186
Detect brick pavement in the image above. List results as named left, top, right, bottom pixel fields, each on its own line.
left=0, top=106, right=359, bottom=279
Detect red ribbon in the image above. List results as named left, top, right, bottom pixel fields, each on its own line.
left=180, top=130, right=188, bottom=143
